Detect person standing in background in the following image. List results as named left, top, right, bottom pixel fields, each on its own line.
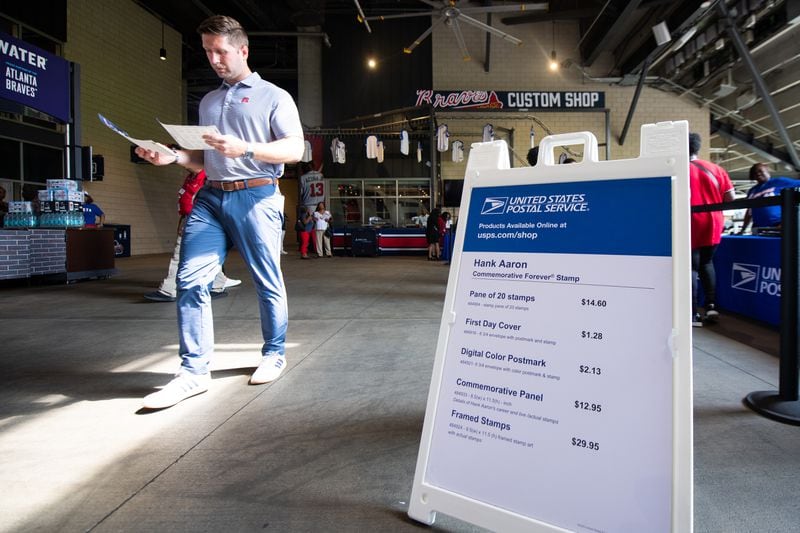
left=83, top=193, right=105, bottom=227
left=313, top=201, right=332, bottom=258
left=280, top=210, right=289, bottom=255
left=740, top=163, right=800, bottom=234
left=689, top=132, right=735, bottom=327
left=144, top=169, right=241, bottom=302
left=426, top=207, right=441, bottom=261
left=296, top=206, right=314, bottom=259
left=0, top=185, right=8, bottom=226
left=134, top=15, right=304, bottom=409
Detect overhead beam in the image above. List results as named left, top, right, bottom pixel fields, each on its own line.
left=619, top=55, right=651, bottom=146
left=711, top=119, right=799, bottom=170
left=584, top=0, right=644, bottom=67
left=501, top=7, right=598, bottom=25
left=716, top=0, right=800, bottom=170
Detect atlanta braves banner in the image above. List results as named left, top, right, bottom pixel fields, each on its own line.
left=0, top=31, right=70, bottom=123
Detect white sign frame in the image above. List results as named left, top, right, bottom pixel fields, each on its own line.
left=408, top=122, right=693, bottom=532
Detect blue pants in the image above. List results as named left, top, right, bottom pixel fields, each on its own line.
left=176, top=184, right=286, bottom=375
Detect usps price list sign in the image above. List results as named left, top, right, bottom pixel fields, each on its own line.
left=427, top=177, right=675, bottom=532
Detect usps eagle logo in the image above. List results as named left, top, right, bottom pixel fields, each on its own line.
left=731, top=263, right=759, bottom=292
left=480, top=197, right=507, bottom=215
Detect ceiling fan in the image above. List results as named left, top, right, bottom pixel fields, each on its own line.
left=366, top=1, right=548, bottom=61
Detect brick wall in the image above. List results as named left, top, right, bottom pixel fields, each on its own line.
left=0, top=230, right=31, bottom=280
left=63, top=0, right=186, bottom=255
left=29, top=230, right=67, bottom=275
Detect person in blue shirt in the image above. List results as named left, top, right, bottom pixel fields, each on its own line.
left=83, top=193, right=105, bottom=227
left=741, top=163, right=800, bottom=233
left=134, top=15, right=304, bottom=409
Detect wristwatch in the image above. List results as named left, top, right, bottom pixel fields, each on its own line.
left=242, top=144, right=255, bottom=160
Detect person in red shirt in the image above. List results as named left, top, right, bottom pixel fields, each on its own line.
left=689, top=133, right=735, bottom=326
left=144, top=170, right=241, bottom=302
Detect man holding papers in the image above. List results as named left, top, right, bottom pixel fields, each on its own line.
left=136, top=15, right=304, bottom=409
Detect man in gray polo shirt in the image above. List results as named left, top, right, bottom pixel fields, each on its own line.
left=136, top=15, right=304, bottom=409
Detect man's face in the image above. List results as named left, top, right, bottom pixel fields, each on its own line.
left=754, top=166, right=771, bottom=183
left=202, top=34, right=248, bottom=84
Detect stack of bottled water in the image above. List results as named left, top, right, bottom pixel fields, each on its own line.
left=4, top=201, right=37, bottom=228
left=38, top=179, right=85, bottom=228
left=3, top=210, right=39, bottom=228
left=39, top=211, right=84, bottom=227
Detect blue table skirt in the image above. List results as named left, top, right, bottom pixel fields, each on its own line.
left=713, top=235, right=781, bottom=326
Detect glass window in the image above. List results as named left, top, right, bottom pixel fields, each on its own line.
left=23, top=143, right=63, bottom=183
left=399, top=198, right=431, bottom=228
left=397, top=179, right=430, bottom=199
left=329, top=180, right=361, bottom=197
left=326, top=178, right=430, bottom=228
left=364, top=197, right=395, bottom=227
left=364, top=180, right=396, bottom=197
left=329, top=197, right=362, bottom=226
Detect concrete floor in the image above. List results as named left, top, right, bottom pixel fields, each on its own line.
left=1, top=251, right=798, bottom=532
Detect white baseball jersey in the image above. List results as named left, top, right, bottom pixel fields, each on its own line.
left=436, top=124, right=449, bottom=152
left=366, top=135, right=379, bottom=159
left=377, top=141, right=385, bottom=163
left=483, top=123, right=494, bottom=142
left=451, top=140, right=464, bottom=162
left=301, top=140, right=313, bottom=162
left=400, top=130, right=409, bottom=155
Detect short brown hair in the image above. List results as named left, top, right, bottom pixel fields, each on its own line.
left=197, top=15, right=248, bottom=47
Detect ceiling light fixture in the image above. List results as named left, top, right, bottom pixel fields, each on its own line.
left=549, top=21, right=559, bottom=71
left=159, top=22, right=167, bottom=61
left=367, top=57, right=377, bottom=69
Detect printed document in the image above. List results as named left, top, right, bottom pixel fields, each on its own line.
left=98, top=113, right=219, bottom=154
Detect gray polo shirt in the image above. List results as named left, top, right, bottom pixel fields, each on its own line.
left=199, top=72, right=303, bottom=181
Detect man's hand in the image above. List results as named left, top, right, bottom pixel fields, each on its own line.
left=135, top=147, right=178, bottom=166
left=203, top=133, right=247, bottom=158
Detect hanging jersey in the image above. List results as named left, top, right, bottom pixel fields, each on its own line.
left=417, top=141, right=423, bottom=163
left=330, top=137, right=339, bottom=162
left=451, top=140, right=464, bottom=162
left=331, top=137, right=346, bottom=164
left=436, top=124, right=449, bottom=152
left=482, top=123, right=494, bottom=142
left=377, top=141, right=385, bottom=163
left=366, top=135, right=379, bottom=159
left=400, top=130, right=410, bottom=155
left=301, top=140, right=313, bottom=162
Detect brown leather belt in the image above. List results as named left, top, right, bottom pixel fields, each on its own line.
left=208, top=177, right=275, bottom=191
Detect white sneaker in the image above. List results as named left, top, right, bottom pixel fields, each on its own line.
left=142, top=371, right=210, bottom=409
left=250, top=354, right=286, bottom=385
left=281, top=250, right=288, bottom=255
left=223, top=278, right=242, bottom=289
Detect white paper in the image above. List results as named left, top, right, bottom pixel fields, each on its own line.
left=97, top=113, right=175, bottom=157
left=158, top=120, right=220, bottom=150
left=427, top=252, right=674, bottom=532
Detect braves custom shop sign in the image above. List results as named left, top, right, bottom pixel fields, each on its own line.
left=414, top=90, right=605, bottom=111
